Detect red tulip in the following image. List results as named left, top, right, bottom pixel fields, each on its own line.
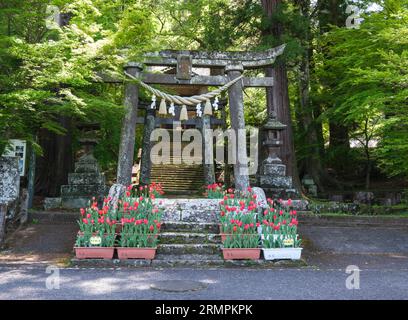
left=149, top=225, right=154, bottom=232
left=126, top=191, right=131, bottom=197
left=80, top=208, right=85, bottom=215
left=233, top=226, right=237, bottom=232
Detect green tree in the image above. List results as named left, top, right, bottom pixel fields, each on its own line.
left=317, top=0, right=408, bottom=180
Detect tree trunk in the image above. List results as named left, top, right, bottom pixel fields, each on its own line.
left=294, top=0, right=326, bottom=193
left=261, top=0, right=301, bottom=191
left=317, top=0, right=350, bottom=153
left=35, top=117, right=74, bottom=197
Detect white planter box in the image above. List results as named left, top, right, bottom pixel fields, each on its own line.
left=262, top=248, right=302, bottom=260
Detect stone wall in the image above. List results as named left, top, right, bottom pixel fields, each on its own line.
left=0, top=157, right=20, bottom=205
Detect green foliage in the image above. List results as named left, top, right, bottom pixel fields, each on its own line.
left=1, top=0, right=408, bottom=188
left=223, top=234, right=259, bottom=249
left=317, top=3, right=408, bottom=177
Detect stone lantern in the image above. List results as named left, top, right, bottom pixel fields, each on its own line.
left=262, top=111, right=287, bottom=165
left=259, top=112, right=293, bottom=196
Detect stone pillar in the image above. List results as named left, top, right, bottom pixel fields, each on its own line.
left=202, top=114, right=215, bottom=185
left=116, top=63, right=142, bottom=186
left=140, top=108, right=156, bottom=185
left=226, top=64, right=249, bottom=192
left=27, top=141, right=36, bottom=209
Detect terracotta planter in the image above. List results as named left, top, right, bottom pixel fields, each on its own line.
left=116, top=247, right=157, bottom=260
left=222, top=248, right=261, bottom=260
left=74, top=247, right=115, bottom=259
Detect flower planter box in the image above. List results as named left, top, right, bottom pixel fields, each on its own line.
left=116, top=247, right=157, bottom=260
left=74, top=247, right=115, bottom=259
left=222, top=248, right=261, bottom=260
left=262, top=248, right=302, bottom=261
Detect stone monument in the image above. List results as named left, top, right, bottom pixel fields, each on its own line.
left=302, top=175, right=317, bottom=197
left=60, top=140, right=107, bottom=208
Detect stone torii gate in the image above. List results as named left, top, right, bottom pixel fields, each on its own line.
left=116, top=45, right=286, bottom=192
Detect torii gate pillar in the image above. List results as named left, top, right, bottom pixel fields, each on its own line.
left=116, top=63, right=143, bottom=186
left=226, top=63, right=249, bottom=192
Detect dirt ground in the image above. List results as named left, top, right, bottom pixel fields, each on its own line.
left=0, top=211, right=77, bottom=266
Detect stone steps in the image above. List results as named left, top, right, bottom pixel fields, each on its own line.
left=150, top=149, right=204, bottom=193
left=151, top=258, right=224, bottom=267
left=157, top=244, right=220, bottom=255
left=155, top=254, right=223, bottom=261
left=159, top=232, right=220, bottom=244
left=156, top=200, right=223, bottom=265
left=162, top=221, right=219, bottom=233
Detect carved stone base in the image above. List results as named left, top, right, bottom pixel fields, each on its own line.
left=258, top=157, right=296, bottom=199
left=259, top=175, right=292, bottom=189
left=60, top=153, right=106, bottom=209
